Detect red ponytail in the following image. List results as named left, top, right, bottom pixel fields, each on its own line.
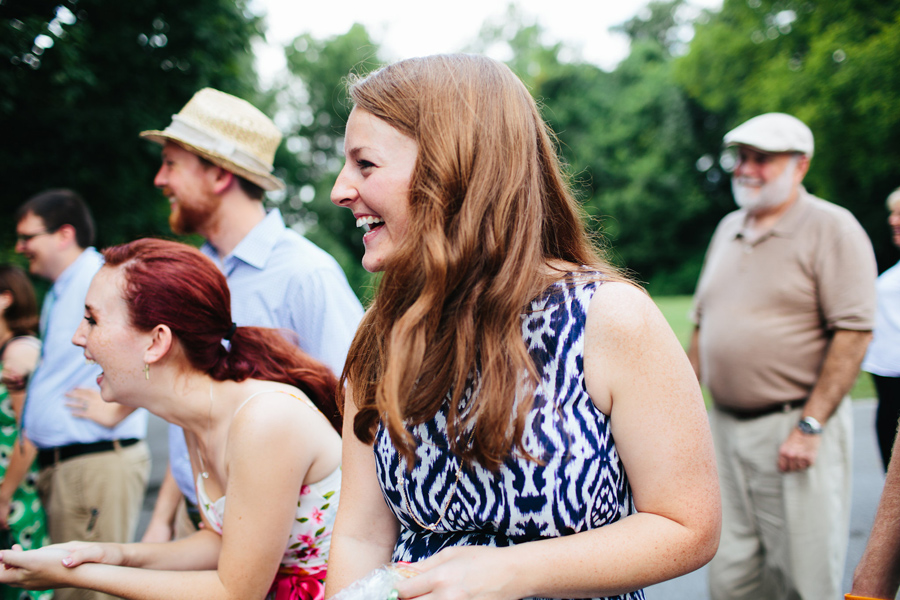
left=103, top=238, right=341, bottom=432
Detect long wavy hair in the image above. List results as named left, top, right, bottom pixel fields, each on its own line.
left=103, top=238, right=341, bottom=433
left=341, top=54, right=625, bottom=469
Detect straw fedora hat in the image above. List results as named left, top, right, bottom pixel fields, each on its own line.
left=140, top=88, right=285, bottom=191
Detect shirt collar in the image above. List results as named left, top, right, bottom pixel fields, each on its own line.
left=733, top=186, right=812, bottom=243
left=212, top=208, right=286, bottom=271
left=51, top=247, right=100, bottom=297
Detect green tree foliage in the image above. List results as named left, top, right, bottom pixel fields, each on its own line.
left=0, top=0, right=263, bottom=255
left=6, top=1, right=897, bottom=301
left=574, top=40, right=728, bottom=292
left=277, top=24, right=384, bottom=300
left=677, top=0, right=900, bottom=270
left=471, top=2, right=723, bottom=292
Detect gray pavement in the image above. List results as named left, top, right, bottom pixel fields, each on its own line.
left=135, top=400, right=890, bottom=598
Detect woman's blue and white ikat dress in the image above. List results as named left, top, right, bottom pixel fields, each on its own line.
left=374, top=275, right=645, bottom=600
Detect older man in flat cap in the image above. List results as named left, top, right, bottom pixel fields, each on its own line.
left=687, top=113, right=877, bottom=599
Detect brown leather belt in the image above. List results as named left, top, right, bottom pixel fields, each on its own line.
left=37, top=438, right=141, bottom=469
left=715, top=399, right=806, bottom=420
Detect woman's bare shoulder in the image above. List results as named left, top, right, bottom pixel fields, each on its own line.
left=587, top=281, right=661, bottom=338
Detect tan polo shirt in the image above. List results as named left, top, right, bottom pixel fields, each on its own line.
left=691, top=188, right=876, bottom=410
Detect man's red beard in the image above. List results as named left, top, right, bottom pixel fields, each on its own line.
left=166, top=190, right=219, bottom=235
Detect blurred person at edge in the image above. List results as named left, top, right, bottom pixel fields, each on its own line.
left=0, top=264, right=52, bottom=600
left=14, top=189, right=150, bottom=600
left=67, top=89, right=364, bottom=543
left=325, top=54, right=721, bottom=600
left=0, top=238, right=342, bottom=600
left=848, top=413, right=900, bottom=599
left=861, top=187, right=900, bottom=471
left=688, top=113, right=877, bottom=600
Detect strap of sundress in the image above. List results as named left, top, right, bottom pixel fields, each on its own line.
left=234, top=389, right=322, bottom=417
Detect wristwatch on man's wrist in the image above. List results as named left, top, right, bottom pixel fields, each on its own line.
left=797, top=416, right=823, bottom=435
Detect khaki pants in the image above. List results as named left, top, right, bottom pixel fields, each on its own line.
left=173, top=497, right=199, bottom=540
left=37, top=441, right=151, bottom=600
left=708, top=399, right=852, bottom=600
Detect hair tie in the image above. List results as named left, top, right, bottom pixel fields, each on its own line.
left=223, top=322, right=237, bottom=341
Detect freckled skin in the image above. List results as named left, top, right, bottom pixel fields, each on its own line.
left=330, top=108, right=417, bottom=273
left=72, top=267, right=151, bottom=404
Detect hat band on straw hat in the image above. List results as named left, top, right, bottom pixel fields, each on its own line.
left=166, top=115, right=275, bottom=174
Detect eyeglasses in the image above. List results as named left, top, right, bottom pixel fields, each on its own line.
left=720, top=147, right=802, bottom=173
left=15, top=230, right=54, bottom=244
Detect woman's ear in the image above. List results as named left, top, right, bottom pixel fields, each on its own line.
left=0, top=291, right=12, bottom=313
left=143, top=324, right=173, bottom=365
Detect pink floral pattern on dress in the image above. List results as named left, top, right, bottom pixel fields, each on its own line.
left=197, top=467, right=341, bottom=600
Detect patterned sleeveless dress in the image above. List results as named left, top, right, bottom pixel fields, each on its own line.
left=374, top=276, right=645, bottom=600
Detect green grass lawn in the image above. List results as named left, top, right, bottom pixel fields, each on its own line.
left=652, top=295, right=875, bottom=402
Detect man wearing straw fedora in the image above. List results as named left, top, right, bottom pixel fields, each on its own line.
left=66, top=88, right=364, bottom=542
left=138, top=88, right=362, bottom=377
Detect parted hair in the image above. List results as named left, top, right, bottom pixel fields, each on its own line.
left=340, top=54, right=624, bottom=470
left=103, top=238, right=341, bottom=432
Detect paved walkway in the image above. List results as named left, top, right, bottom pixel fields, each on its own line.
left=136, top=400, right=890, bottom=598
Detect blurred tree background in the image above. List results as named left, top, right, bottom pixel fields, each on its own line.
left=2, top=0, right=899, bottom=299
left=1, top=0, right=263, bottom=257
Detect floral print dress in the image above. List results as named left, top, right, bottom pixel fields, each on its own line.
left=0, top=337, right=53, bottom=600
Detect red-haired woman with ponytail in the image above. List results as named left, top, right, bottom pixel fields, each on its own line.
left=0, top=239, right=342, bottom=600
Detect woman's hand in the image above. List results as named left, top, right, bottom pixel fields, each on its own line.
left=54, top=541, right=126, bottom=568
left=0, top=540, right=123, bottom=589
left=396, top=546, right=518, bottom=600
left=0, top=545, right=73, bottom=589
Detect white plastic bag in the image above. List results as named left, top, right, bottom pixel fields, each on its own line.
left=330, top=564, right=416, bottom=600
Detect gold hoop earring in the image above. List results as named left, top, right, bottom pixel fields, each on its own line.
left=143, top=364, right=150, bottom=380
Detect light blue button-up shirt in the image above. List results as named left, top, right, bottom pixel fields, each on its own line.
left=24, top=247, right=148, bottom=448
left=171, top=209, right=363, bottom=502
left=201, top=208, right=364, bottom=375
left=863, top=260, right=900, bottom=377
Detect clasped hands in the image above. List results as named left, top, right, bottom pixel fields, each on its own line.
left=0, top=541, right=121, bottom=589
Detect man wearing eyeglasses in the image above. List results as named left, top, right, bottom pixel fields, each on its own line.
left=688, top=113, right=877, bottom=600
left=14, top=189, right=150, bottom=600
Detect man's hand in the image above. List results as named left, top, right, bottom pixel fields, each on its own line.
left=65, top=389, right=132, bottom=428
left=778, top=428, right=821, bottom=472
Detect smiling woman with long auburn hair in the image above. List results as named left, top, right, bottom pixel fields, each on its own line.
left=327, top=54, right=721, bottom=600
